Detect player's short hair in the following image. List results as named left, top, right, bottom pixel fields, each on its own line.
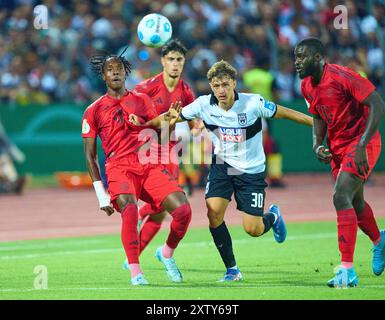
left=207, top=60, right=237, bottom=82
left=90, top=48, right=132, bottom=78
left=161, top=39, right=187, bottom=57
left=296, top=37, right=325, bottom=57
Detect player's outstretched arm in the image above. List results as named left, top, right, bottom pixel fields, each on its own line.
left=274, top=104, right=313, bottom=126
left=83, top=137, right=114, bottom=216
left=129, top=101, right=183, bottom=128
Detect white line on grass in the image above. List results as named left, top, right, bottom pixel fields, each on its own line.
left=0, top=239, right=109, bottom=252
left=2, top=283, right=385, bottom=293
left=0, top=231, right=367, bottom=261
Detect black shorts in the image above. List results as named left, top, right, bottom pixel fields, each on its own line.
left=205, top=161, right=268, bottom=216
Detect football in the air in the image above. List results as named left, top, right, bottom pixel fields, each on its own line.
left=137, top=13, right=172, bottom=48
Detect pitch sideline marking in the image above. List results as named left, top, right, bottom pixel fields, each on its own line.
left=2, top=283, right=385, bottom=293
left=0, top=239, right=109, bottom=252
left=0, top=231, right=368, bottom=261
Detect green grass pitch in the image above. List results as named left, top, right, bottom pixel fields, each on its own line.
left=1, top=219, right=384, bottom=300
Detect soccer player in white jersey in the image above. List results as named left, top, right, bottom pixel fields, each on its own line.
left=133, top=60, right=313, bottom=282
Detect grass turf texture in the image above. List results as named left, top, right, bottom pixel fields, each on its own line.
left=1, top=219, right=384, bottom=300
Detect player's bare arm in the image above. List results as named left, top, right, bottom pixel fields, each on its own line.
left=83, top=137, right=114, bottom=216
left=129, top=101, right=182, bottom=128
left=274, top=104, right=313, bottom=126
left=312, top=114, right=332, bottom=164
left=355, top=91, right=385, bottom=175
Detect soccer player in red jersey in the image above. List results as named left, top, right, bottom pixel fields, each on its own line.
left=133, top=39, right=198, bottom=256
left=295, top=37, right=385, bottom=288
left=82, top=51, right=192, bottom=285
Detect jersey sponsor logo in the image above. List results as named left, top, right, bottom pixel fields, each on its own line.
left=238, top=113, right=247, bottom=125
left=219, top=127, right=244, bottom=142
left=82, top=119, right=90, bottom=134
left=210, top=114, right=233, bottom=121
left=263, top=101, right=276, bottom=112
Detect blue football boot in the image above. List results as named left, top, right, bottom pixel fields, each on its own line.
left=269, top=204, right=287, bottom=243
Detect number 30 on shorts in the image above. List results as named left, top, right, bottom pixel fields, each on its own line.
left=251, top=192, right=264, bottom=208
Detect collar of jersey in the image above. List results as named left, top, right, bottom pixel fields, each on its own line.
left=106, top=89, right=130, bottom=101
left=210, top=90, right=239, bottom=106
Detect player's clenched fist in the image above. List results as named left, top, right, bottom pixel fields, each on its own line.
left=128, top=114, right=141, bottom=126
left=314, top=145, right=332, bottom=164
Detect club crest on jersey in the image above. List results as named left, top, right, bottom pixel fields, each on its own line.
left=238, top=113, right=247, bottom=125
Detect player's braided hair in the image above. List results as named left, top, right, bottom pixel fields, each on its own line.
left=90, top=46, right=132, bottom=77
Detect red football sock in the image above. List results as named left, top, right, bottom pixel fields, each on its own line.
left=139, top=216, right=162, bottom=254
left=166, top=203, right=192, bottom=250
left=121, top=203, right=140, bottom=268
left=337, top=208, right=358, bottom=263
left=139, top=203, right=153, bottom=220
left=357, top=202, right=381, bottom=244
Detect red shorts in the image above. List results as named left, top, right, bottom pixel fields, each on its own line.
left=139, top=163, right=180, bottom=215
left=105, top=155, right=183, bottom=212
left=331, top=134, right=382, bottom=181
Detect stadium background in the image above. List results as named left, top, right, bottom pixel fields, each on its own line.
left=1, top=0, right=385, bottom=175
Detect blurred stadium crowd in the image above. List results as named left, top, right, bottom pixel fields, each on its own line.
left=1, top=0, right=385, bottom=107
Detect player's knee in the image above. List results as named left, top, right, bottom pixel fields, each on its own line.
left=244, top=223, right=264, bottom=237
left=150, top=211, right=167, bottom=224
left=207, top=210, right=223, bottom=228
left=118, top=200, right=136, bottom=213
left=333, top=190, right=353, bottom=209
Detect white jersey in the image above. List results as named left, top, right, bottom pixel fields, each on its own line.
left=181, top=92, right=277, bottom=174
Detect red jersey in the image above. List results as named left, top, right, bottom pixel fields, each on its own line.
left=134, top=72, right=195, bottom=162
left=301, top=63, right=376, bottom=155
left=81, top=90, right=157, bottom=160
left=135, top=72, right=195, bottom=115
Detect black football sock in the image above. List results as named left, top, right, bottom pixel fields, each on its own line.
left=209, top=221, right=236, bottom=269
left=263, top=212, right=276, bottom=234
